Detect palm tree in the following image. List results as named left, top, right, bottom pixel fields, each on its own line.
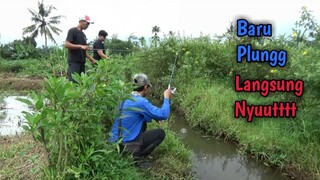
left=23, top=0, right=64, bottom=52
left=151, top=26, right=160, bottom=47
left=139, top=37, right=147, bottom=48
left=152, top=26, right=160, bottom=36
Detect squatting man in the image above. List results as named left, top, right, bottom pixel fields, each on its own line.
left=109, top=73, right=172, bottom=160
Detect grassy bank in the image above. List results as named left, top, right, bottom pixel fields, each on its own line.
left=0, top=134, right=46, bottom=179
left=141, top=122, right=192, bottom=179
left=0, top=133, right=145, bottom=179
left=123, top=31, right=320, bottom=179
left=176, top=77, right=320, bottom=179
left=0, top=129, right=191, bottom=179
left=0, top=59, right=51, bottom=77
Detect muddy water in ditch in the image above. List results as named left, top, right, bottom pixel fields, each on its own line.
left=168, top=117, right=289, bottom=180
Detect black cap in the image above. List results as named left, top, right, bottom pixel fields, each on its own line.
left=98, top=30, right=108, bottom=37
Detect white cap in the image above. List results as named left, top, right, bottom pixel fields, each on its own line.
left=79, top=15, right=94, bottom=24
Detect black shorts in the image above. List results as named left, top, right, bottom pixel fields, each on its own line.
left=120, top=122, right=166, bottom=158
left=68, top=62, right=85, bottom=82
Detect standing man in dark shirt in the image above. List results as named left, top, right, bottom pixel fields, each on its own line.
left=93, top=30, right=109, bottom=60
left=65, top=15, right=96, bottom=82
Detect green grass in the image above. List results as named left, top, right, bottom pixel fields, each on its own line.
left=0, top=58, right=67, bottom=77
left=0, top=90, right=34, bottom=97
left=0, top=134, right=45, bottom=180
left=0, top=127, right=192, bottom=180
left=0, top=59, right=46, bottom=77
left=0, top=134, right=144, bottom=180
left=177, top=77, right=320, bottom=180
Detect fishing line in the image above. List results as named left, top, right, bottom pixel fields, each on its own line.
left=168, top=53, right=179, bottom=94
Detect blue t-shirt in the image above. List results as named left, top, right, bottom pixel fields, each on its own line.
left=109, top=94, right=170, bottom=143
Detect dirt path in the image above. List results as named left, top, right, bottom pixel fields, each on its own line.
left=0, top=77, right=44, bottom=91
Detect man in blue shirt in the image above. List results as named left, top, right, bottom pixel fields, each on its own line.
left=110, top=73, right=172, bottom=159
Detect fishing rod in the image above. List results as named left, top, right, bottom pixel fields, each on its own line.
left=88, top=48, right=132, bottom=52
left=168, top=53, right=178, bottom=94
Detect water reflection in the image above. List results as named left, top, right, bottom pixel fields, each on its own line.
left=169, top=118, right=288, bottom=180
left=0, top=96, right=30, bottom=136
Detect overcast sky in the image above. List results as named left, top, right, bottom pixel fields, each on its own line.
left=1, top=0, right=320, bottom=47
